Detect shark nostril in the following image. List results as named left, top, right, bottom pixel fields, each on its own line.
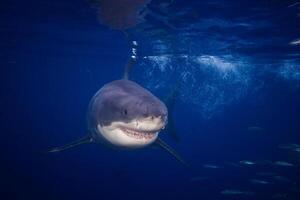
left=162, top=115, right=168, bottom=123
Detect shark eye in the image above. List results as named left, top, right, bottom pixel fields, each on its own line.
left=123, top=109, right=128, bottom=115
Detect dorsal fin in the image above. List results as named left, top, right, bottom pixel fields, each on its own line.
left=123, top=40, right=138, bottom=80
left=155, top=137, right=189, bottom=167
left=48, top=135, right=93, bottom=153
left=123, top=56, right=136, bottom=80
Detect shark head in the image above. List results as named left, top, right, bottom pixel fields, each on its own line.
left=89, top=80, right=168, bottom=149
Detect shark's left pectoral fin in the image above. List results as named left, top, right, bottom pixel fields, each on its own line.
left=163, top=81, right=182, bottom=142
left=155, top=137, right=189, bottom=167
left=164, top=121, right=180, bottom=142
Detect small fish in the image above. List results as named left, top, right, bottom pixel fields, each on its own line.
left=293, top=147, right=300, bottom=152
left=273, top=176, right=291, bottom=183
left=274, top=161, right=294, bottom=167
left=257, top=172, right=277, bottom=176
left=221, top=189, right=254, bottom=196
left=250, top=179, right=270, bottom=185
left=240, top=160, right=256, bottom=165
left=272, top=193, right=288, bottom=199
left=278, top=143, right=300, bottom=150
left=289, top=39, right=300, bottom=46
left=190, top=176, right=208, bottom=182
left=203, top=164, right=221, bottom=169
left=247, top=126, right=263, bottom=132
left=288, top=2, right=300, bottom=8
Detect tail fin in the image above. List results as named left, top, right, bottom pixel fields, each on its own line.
left=155, top=137, right=189, bottom=167
left=48, top=135, right=93, bottom=153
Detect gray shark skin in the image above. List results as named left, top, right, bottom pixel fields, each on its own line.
left=87, top=79, right=168, bottom=149
left=88, top=80, right=167, bottom=127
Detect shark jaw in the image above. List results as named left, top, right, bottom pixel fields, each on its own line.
left=97, top=117, right=165, bottom=149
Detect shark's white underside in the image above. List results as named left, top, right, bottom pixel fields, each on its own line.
left=97, top=117, right=164, bottom=148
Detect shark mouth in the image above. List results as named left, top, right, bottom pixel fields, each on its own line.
left=120, top=127, right=158, bottom=140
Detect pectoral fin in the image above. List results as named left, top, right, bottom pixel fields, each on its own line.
left=164, top=119, right=179, bottom=142
left=155, top=137, right=189, bottom=167
left=48, top=135, right=93, bottom=153
left=163, top=81, right=181, bottom=142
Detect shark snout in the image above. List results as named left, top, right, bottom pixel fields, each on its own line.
left=161, top=114, right=168, bottom=125
left=143, top=111, right=168, bottom=126
left=146, top=114, right=167, bottom=126
left=136, top=106, right=167, bottom=131
left=142, top=101, right=168, bottom=120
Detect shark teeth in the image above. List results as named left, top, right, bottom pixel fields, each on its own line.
left=120, top=127, right=157, bottom=140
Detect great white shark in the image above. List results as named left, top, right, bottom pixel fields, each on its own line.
left=49, top=54, right=186, bottom=166
left=88, top=79, right=167, bottom=148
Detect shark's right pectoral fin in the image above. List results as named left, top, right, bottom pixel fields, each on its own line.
left=163, top=80, right=182, bottom=142
left=164, top=121, right=180, bottom=142
left=48, top=135, right=93, bottom=153
left=155, top=137, right=189, bottom=167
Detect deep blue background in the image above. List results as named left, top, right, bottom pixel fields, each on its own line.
left=1, top=0, right=300, bottom=199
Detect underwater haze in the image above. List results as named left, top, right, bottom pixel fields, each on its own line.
left=1, top=0, right=300, bottom=199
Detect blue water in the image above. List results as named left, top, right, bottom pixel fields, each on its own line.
left=2, top=0, right=300, bottom=199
